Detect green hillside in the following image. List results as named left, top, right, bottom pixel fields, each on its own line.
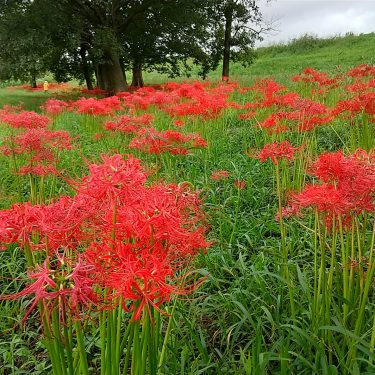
left=145, top=32, right=375, bottom=84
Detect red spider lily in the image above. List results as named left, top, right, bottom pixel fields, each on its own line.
left=120, top=88, right=178, bottom=111
left=333, top=92, right=375, bottom=117
left=345, top=79, right=375, bottom=93
left=257, top=141, right=299, bottom=164
left=76, top=153, right=147, bottom=202
left=211, top=170, right=230, bottom=180
left=0, top=252, right=98, bottom=323
left=0, top=196, right=92, bottom=253
left=81, top=87, right=108, bottom=96
left=257, top=96, right=331, bottom=133
left=129, top=128, right=206, bottom=155
left=347, top=64, right=375, bottom=78
left=239, top=111, right=256, bottom=120
left=291, top=67, right=338, bottom=88
left=234, top=179, right=247, bottom=189
left=0, top=154, right=209, bottom=321
left=275, top=204, right=301, bottom=221
left=283, top=149, right=375, bottom=228
left=1, top=128, right=73, bottom=176
left=105, top=113, right=154, bottom=134
left=165, top=93, right=229, bottom=119
left=41, top=98, right=69, bottom=115
left=173, top=119, right=185, bottom=127
left=83, top=178, right=209, bottom=318
left=70, top=96, right=122, bottom=115
left=0, top=261, right=58, bottom=323
left=0, top=110, right=50, bottom=129
left=249, top=78, right=287, bottom=107
left=94, top=133, right=104, bottom=140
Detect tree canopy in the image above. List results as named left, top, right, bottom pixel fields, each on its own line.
left=0, top=0, right=269, bottom=92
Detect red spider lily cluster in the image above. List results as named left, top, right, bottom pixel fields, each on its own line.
left=129, top=128, right=207, bottom=155
left=236, top=64, right=375, bottom=134
left=0, top=109, right=50, bottom=129
left=234, top=179, right=247, bottom=189
left=210, top=170, right=230, bottom=180
left=292, top=67, right=339, bottom=88
left=1, top=128, right=73, bottom=176
left=0, top=154, right=209, bottom=321
left=282, top=149, right=375, bottom=228
left=24, top=65, right=372, bottom=142
left=0, top=106, right=73, bottom=177
left=41, top=98, right=69, bottom=115
left=116, top=81, right=237, bottom=119
left=105, top=113, right=154, bottom=134
left=7, top=82, right=71, bottom=92
left=70, top=96, right=123, bottom=116
left=257, top=141, right=299, bottom=164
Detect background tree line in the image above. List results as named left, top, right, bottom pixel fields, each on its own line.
left=0, top=0, right=267, bottom=93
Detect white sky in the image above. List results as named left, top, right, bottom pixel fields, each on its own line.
left=257, top=0, right=375, bottom=45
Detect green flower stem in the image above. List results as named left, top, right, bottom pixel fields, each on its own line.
left=275, top=161, right=295, bottom=318
left=74, top=320, right=89, bottom=375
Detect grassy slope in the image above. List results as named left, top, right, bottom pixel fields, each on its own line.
left=144, top=32, right=375, bottom=84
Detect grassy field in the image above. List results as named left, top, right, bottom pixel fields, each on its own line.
left=143, top=32, right=375, bottom=84
left=0, top=33, right=374, bottom=375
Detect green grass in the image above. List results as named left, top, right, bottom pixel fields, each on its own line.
left=0, top=89, right=50, bottom=111
left=142, top=32, right=375, bottom=85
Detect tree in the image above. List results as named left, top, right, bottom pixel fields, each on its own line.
left=0, top=1, right=54, bottom=86
left=123, top=0, right=212, bottom=87
left=57, top=0, right=186, bottom=93
left=208, top=0, right=269, bottom=80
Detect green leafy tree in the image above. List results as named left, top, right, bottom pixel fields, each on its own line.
left=208, top=0, right=268, bottom=79
left=123, top=0, right=212, bottom=87
left=0, top=1, right=54, bottom=87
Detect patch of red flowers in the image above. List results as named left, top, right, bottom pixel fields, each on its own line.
left=70, top=96, right=122, bottom=115
left=129, top=128, right=207, bottom=155
left=0, top=154, right=209, bottom=320
left=257, top=141, right=299, bottom=164
left=41, top=98, right=69, bottom=115
left=283, top=149, right=375, bottom=228
left=105, top=113, right=154, bottom=134
left=0, top=109, right=50, bottom=129
left=210, top=170, right=230, bottom=180
left=1, top=128, right=73, bottom=176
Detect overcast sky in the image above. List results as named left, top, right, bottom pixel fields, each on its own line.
left=257, top=0, right=375, bottom=45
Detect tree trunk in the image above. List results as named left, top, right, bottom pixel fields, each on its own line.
left=96, top=65, right=104, bottom=89
left=80, top=45, right=93, bottom=90
left=97, top=50, right=127, bottom=94
left=31, top=75, right=37, bottom=88
left=131, top=61, right=144, bottom=87
left=222, top=8, right=233, bottom=80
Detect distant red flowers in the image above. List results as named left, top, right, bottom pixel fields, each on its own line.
left=234, top=179, right=247, bottom=189
left=129, top=128, right=207, bottom=155
left=105, top=113, right=154, bottom=134
left=42, top=98, right=69, bottom=115
left=211, top=170, right=230, bottom=180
